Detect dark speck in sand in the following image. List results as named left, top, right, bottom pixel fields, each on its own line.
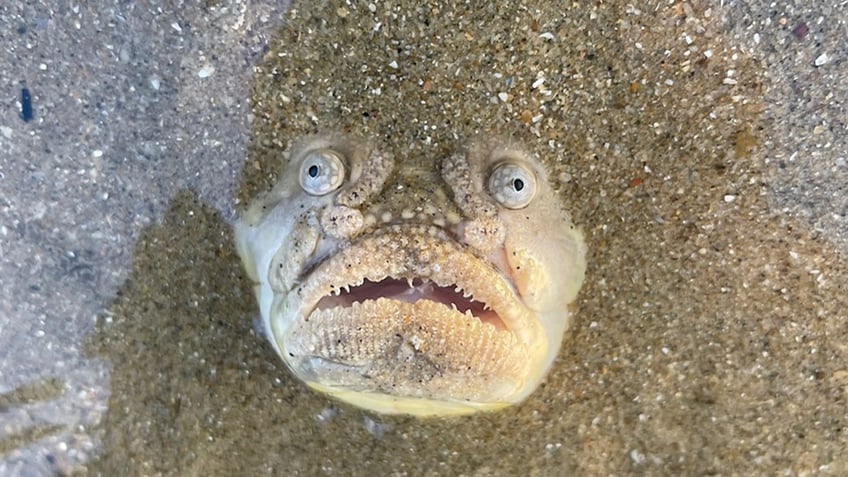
left=20, top=87, right=33, bottom=122
left=792, top=22, right=809, bottom=40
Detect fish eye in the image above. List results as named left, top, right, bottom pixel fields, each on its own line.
left=487, top=161, right=537, bottom=209
left=299, top=149, right=346, bottom=195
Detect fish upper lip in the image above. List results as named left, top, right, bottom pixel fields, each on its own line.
left=285, top=223, right=536, bottom=344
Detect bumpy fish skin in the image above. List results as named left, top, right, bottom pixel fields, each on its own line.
left=235, top=133, right=586, bottom=416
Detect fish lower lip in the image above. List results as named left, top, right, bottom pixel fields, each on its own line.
left=284, top=298, right=526, bottom=402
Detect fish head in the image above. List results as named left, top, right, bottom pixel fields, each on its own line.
left=235, top=132, right=586, bottom=416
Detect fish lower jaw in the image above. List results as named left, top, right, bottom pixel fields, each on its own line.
left=273, top=298, right=547, bottom=414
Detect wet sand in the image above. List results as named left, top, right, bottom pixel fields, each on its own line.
left=85, top=1, right=847, bottom=475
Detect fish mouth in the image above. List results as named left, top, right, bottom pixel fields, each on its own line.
left=314, top=278, right=508, bottom=331
left=269, top=224, right=546, bottom=414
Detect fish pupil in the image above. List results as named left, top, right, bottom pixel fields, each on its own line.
left=513, top=178, right=524, bottom=192
left=308, top=164, right=320, bottom=178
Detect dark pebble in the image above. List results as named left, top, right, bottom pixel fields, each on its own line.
left=792, top=22, right=809, bottom=40
left=20, top=87, right=33, bottom=122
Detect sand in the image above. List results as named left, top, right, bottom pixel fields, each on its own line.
left=2, top=0, right=846, bottom=475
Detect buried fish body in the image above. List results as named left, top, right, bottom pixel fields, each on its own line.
left=235, top=133, right=586, bottom=416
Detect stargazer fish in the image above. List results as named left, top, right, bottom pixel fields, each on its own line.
left=235, top=133, right=586, bottom=416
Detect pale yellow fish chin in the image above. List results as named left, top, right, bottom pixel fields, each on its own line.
left=304, top=382, right=511, bottom=417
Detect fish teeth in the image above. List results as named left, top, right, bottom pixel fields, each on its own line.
left=407, top=277, right=415, bottom=288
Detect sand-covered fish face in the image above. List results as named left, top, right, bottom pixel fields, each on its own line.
left=235, top=133, right=586, bottom=416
